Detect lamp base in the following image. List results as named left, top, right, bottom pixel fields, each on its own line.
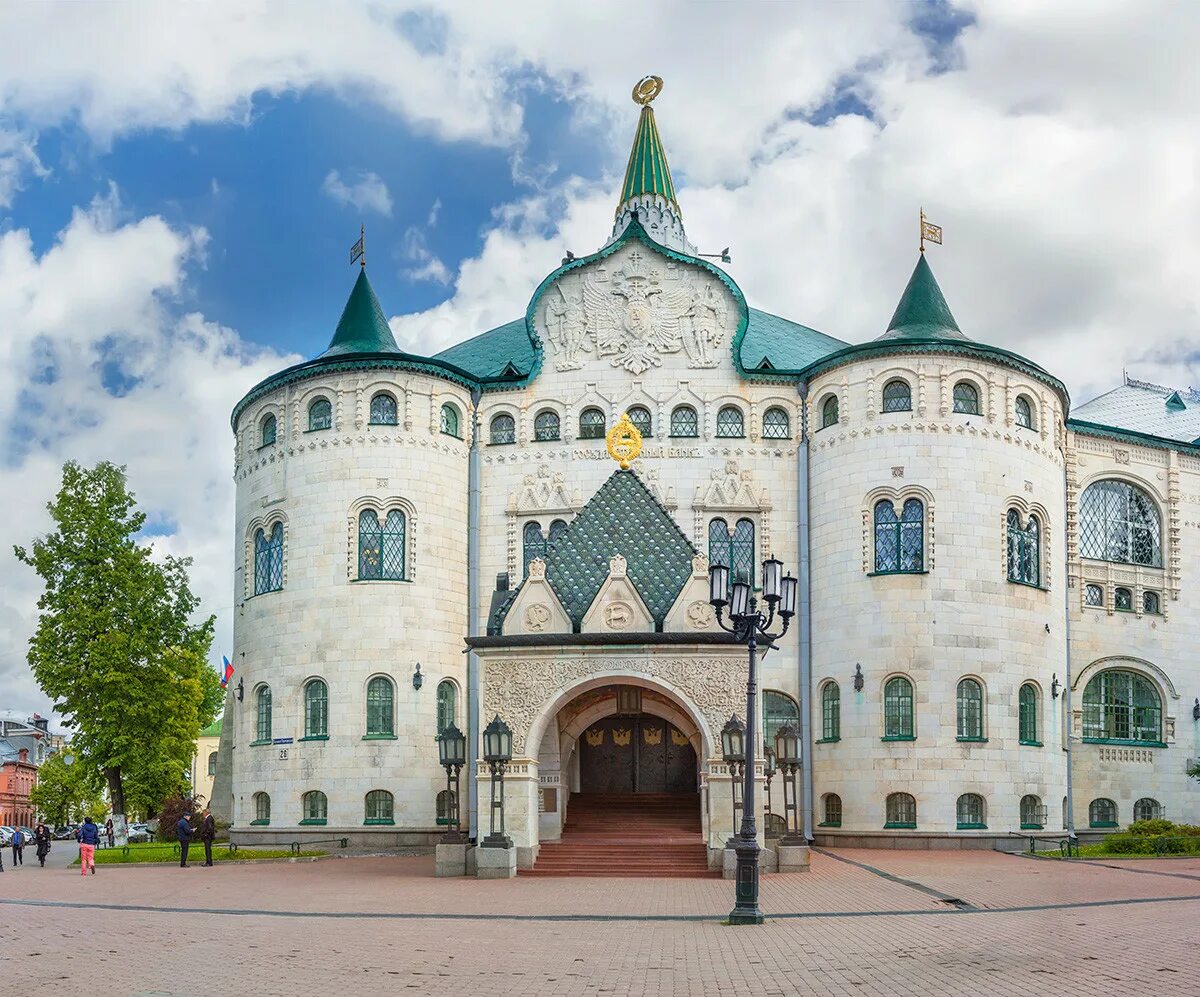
left=439, top=828, right=469, bottom=845
left=481, top=832, right=514, bottom=849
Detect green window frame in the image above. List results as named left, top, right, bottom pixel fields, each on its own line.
left=358, top=509, right=406, bottom=581
left=436, top=680, right=456, bottom=736
left=885, top=792, right=916, bottom=828
left=1078, top=479, right=1162, bottom=567
left=301, top=790, right=327, bottom=825
left=522, top=521, right=546, bottom=576
left=1006, top=509, right=1040, bottom=586
left=820, top=682, right=840, bottom=742
left=254, top=522, right=284, bottom=595
left=883, top=676, right=914, bottom=739
left=1018, top=683, right=1040, bottom=745
left=1082, top=670, right=1162, bottom=744
left=370, top=392, right=398, bottom=426
left=304, top=679, right=328, bottom=739
left=715, top=405, right=744, bottom=438
left=579, top=407, right=606, bottom=439
left=255, top=686, right=272, bottom=743
left=260, top=412, right=277, bottom=447
left=821, top=793, right=842, bottom=828
left=956, top=793, right=986, bottom=829
left=881, top=379, right=911, bottom=413
left=1015, top=395, right=1034, bottom=429
left=873, top=498, right=923, bottom=573
left=669, top=405, right=698, bottom=438
left=533, top=410, right=560, bottom=441
left=952, top=381, right=980, bottom=415
left=820, top=394, right=838, bottom=429
left=1020, top=794, right=1043, bottom=829
left=1114, top=586, right=1133, bottom=611
left=762, top=406, right=790, bottom=440
left=763, top=690, right=799, bottom=753
left=252, top=792, right=270, bottom=825
left=709, top=517, right=756, bottom=588
left=439, top=402, right=460, bottom=437
left=1143, top=590, right=1161, bottom=614
left=1089, top=797, right=1117, bottom=828
left=366, top=676, right=395, bottom=737
left=365, top=790, right=394, bottom=825
left=489, top=413, right=516, bottom=445
left=1133, top=798, right=1160, bottom=823
left=308, top=398, right=332, bottom=431
left=956, top=678, right=984, bottom=740
left=627, top=406, right=652, bottom=438
left=436, top=789, right=457, bottom=826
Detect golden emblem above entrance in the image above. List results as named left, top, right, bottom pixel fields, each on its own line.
left=606, top=412, right=643, bottom=470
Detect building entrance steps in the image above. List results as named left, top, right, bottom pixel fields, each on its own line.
left=520, top=791, right=717, bottom=877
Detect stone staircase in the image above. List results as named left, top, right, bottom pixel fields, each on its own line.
left=520, top=792, right=716, bottom=878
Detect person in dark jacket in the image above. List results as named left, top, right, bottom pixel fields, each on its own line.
left=11, top=827, right=24, bottom=865
left=177, top=812, right=194, bottom=867
left=199, top=808, right=216, bottom=866
left=34, top=823, right=51, bottom=867
left=105, top=818, right=114, bottom=848
left=78, top=817, right=100, bottom=876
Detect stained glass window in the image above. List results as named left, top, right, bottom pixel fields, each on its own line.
left=883, top=677, right=914, bottom=738
left=1115, top=587, right=1133, bottom=611
left=627, top=406, right=652, bottom=438
left=1019, top=683, right=1038, bottom=744
left=308, top=398, right=332, bottom=431
left=1143, top=590, right=1161, bottom=614
left=821, top=395, right=839, bottom=429
left=1082, top=670, right=1161, bottom=743
left=1021, top=794, right=1043, bottom=829
left=254, top=793, right=270, bottom=824
left=1079, top=480, right=1162, bottom=566
left=821, top=682, right=840, bottom=741
left=1133, top=798, right=1160, bottom=823
left=1015, top=395, right=1034, bottom=429
left=440, top=403, right=460, bottom=437
left=365, top=790, right=394, bottom=824
left=366, top=676, right=395, bottom=736
left=823, top=794, right=842, bottom=827
left=256, top=686, right=272, bottom=742
left=1007, top=510, right=1040, bottom=586
left=260, top=413, right=277, bottom=447
left=304, top=679, right=328, bottom=738
left=762, top=406, right=790, bottom=439
left=534, top=410, right=560, bottom=441
left=523, top=521, right=546, bottom=576
left=670, top=405, right=698, bottom=437
left=579, top=407, right=606, bottom=439
left=358, top=509, right=406, bottom=580
left=436, top=680, right=456, bottom=735
left=254, top=522, right=284, bottom=595
left=1085, top=584, right=1103, bottom=607
left=882, top=379, right=911, bottom=412
left=953, top=381, right=980, bottom=414
left=1089, top=798, right=1117, bottom=827
left=763, top=691, right=799, bottom=750
left=956, top=678, right=984, bottom=739
left=956, top=793, right=985, bottom=828
left=874, top=499, right=924, bottom=573
left=490, top=413, right=515, bottom=445
left=885, top=792, right=916, bottom=827
left=302, top=791, right=327, bottom=822
left=370, top=393, right=398, bottom=426
left=716, top=405, right=744, bottom=438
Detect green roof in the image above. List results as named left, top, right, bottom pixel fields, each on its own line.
left=878, top=254, right=967, bottom=342
left=434, top=318, right=535, bottom=380
left=740, top=308, right=848, bottom=372
left=199, top=718, right=222, bottom=738
left=321, top=269, right=401, bottom=357
left=619, top=105, right=678, bottom=208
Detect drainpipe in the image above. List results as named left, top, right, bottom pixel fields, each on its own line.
left=797, top=381, right=814, bottom=842
left=1061, top=442, right=1077, bottom=841
left=467, top=386, right=482, bottom=840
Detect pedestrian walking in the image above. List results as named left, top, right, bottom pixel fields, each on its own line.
left=200, top=807, right=216, bottom=867
left=78, top=817, right=99, bottom=876
left=105, top=818, right=114, bottom=849
left=177, top=811, right=194, bottom=867
left=11, top=827, right=23, bottom=866
left=34, top=823, right=51, bottom=867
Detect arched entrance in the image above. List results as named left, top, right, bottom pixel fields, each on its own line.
left=578, top=715, right=697, bottom=794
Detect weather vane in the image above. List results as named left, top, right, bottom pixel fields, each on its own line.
left=919, top=208, right=942, bottom=254
left=350, top=224, right=365, bottom=268
left=632, top=75, right=663, bottom=106
left=607, top=413, right=643, bottom=470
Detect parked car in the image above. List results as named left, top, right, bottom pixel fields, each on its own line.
left=126, top=823, right=151, bottom=843
left=52, top=825, right=76, bottom=840
left=0, top=826, right=12, bottom=846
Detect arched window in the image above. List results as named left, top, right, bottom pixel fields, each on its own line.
left=822, top=794, right=842, bottom=828
left=1114, top=586, right=1133, bottom=611
left=956, top=793, right=986, bottom=829
left=1143, top=590, right=1161, bottom=614
left=1089, top=798, right=1117, bottom=828
left=370, top=393, right=398, bottom=426
left=627, top=405, right=652, bottom=438
left=956, top=678, right=984, bottom=740
left=533, top=410, right=560, bottom=441
left=820, top=683, right=840, bottom=741
left=885, top=792, right=916, bottom=828
left=763, top=691, right=799, bottom=751
left=709, top=517, right=756, bottom=588
left=436, top=680, right=457, bottom=736
left=762, top=406, right=790, bottom=440
left=821, top=395, right=839, bottom=429
left=255, top=686, right=272, bottom=743
left=523, top=521, right=546, bottom=576
left=1015, top=395, right=1034, bottom=430
left=308, top=398, right=332, bottom=431
left=1084, top=583, right=1104, bottom=607
left=883, top=677, right=914, bottom=739
left=716, top=405, right=745, bottom=438
left=301, top=790, right=328, bottom=824
left=1062, top=796, right=1069, bottom=830
left=1082, top=670, right=1161, bottom=744
left=1133, top=798, right=1161, bottom=823
left=365, top=790, right=394, bottom=825
left=207, top=752, right=217, bottom=777
left=304, top=679, right=328, bottom=738
left=489, top=413, right=516, bottom=445
left=1020, top=794, right=1044, bottom=829
left=260, top=413, right=277, bottom=447
left=252, top=792, right=270, bottom=825
left=579, top=407, right=606, bottom=439
left=873, top=498, right=924, bottom=573
left=436, top=789, right=457, bottom=826
left=253, top=522, right=284, bottom=595
left=882, top=379, right=911, bottom=412
left=358, top=509, right=406, bottom=581
left=366, top=676, right=395, bottom=737
left=1079, top=480, right=1162, bottom=566
left=439, top=402, right=460, bottom=437
left=952, top=381, right=980, bottom=415
left=1019, top=683, right=1039, bottom=745
left=1007, top=510, right=1040, bottom=586
left=670, top=405, right=698, bottom=437
left=548, top=519, right=568, bottom=545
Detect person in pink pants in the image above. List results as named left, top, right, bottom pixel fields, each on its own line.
left=78, top=816, right=100, bottom=875
left=79, top=843, right=95, bottom=875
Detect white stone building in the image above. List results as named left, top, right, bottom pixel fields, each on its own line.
left=222, top=81, right=1200, bottom=863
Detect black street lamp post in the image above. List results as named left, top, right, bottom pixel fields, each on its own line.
left=710, top=555, right=797, bottom=926
left=481, top=714, right=514, bottom=849
left=437, top=722, right=468, bottom=843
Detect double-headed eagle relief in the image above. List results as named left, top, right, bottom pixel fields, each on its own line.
left=544, top=250, right=730, bottom=374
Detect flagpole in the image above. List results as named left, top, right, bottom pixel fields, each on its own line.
left=360, top=224, right=365, bottom=269
left=919, top=207, right=926, bottom=254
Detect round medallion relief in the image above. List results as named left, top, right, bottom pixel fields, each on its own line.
left=604, top=602, right=633, bottom=630
left=524, top=603, right=552, bottom=632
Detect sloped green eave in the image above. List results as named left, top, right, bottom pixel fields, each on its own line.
left=736, top=309, right=849, bottom=379
left=1067, top=418, right=1200, bottom=455
left=879, top=254, right=967, bottom=342
left=434, top=318, right=535, bottom=382
left=619, top=105, right=678, bottom=207
left=199, top=717, right=223, bottom=737
left=321, top=269, right=402, bottom=357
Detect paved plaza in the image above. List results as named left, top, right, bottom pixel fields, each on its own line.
left=2, top=847, right=1198, bottom=995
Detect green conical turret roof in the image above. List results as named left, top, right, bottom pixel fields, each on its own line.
left=321, top=269, right=401, bottom=357
left=618, top=105, right=678, bottom=210
left=878, top=254, right=969, bottom=342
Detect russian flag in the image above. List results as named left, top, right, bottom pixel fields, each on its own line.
left=221, top=656, right=235, bottom=688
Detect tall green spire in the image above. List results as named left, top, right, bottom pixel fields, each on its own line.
left=618, top=104, right=678, bottom=210
left=321, top=269, right=401, bottom=357
left=878, top=254, right=969, bottom=341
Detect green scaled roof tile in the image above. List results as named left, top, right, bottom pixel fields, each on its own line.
left=619, top=105, right=678, bottom=208
left=320, top=269, right=401, bottom=357
left=434, top=318, right=534, bottom=379
left=878, top=254, right=968, bottom=342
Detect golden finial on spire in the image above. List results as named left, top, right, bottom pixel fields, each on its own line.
left=919, top=208, right=942, bottom=254
left=606, top=412, right=643, bottom=470
left=632, top=75, right=664, bottom=106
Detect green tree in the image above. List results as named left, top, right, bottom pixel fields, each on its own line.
left=14, top=460, right=217, bottom=825
left=29, top=750, right=105, bottom=825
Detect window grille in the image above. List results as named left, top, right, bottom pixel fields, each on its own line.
left=254, top=522, right=285, bottom=595
left=1084, top=584, right=1104, bottom=607
left=670, top=405, right=698, bottom=437
left=1082, top=670, right=1161, bottom=743
left=821, top=395, right=839, bottom=429
left=1015, top=395, right=1034, bottom=429
left=1006, top=509, right=1040, bottom=586
left=358, top=509, right=406, bottom=580
left=874, top=498, right=924, bottom=573
left=716, top=405, right=745, bottom=438
left=439, top=403, right=459, bottom=437
left=1143, top=590, right=1160, bottom=614
left=260, top=413, right=277, bottom=446
left=956, top=678, right=984, bottom=739
left=366, top=676, right=395, bottom=736
left=534, top=410, right=560, bottom=441
left=883, top=677, right=914, bottom=738
left=436, top=680, right=456, bottom=736
left=490, top=414, right=516, bottom=445
left=1114, top=587, right=1133, bottom=611
left=762, top=406, right=790, bottom=439
left=952, top=381, right=980, bottom=414
left=1079, top=480, right=1162, bottom=566
left=627, top=406, right=652, bottom=438
left=708, top=517, right=756, bottom=588
left=882, top=379, right=911, bottom=412
left=523, top=521, right=546, bottom=576
left=371, top=393, right=398, bottom=426
left=763, top=691, right=799, bottom=750
left=308, top=398, right=332, bottom=431
left=579, top=408, right=606, bottom=439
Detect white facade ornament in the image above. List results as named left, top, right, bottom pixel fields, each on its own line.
left=604, top=602, right=634, bottom=630
left=609, top=554, right=628, bottom=579
left=528, top=557, right=547, bottom=581
left=524, top=604, right=552, bottom=632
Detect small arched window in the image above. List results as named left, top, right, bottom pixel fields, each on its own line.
left=523, top=521, right=546, bottom=576
left=873, top=498, right=924, bottom=573
left=301, top=790, right=328, bottom=824
left=366, top=676, right=395, bottom=737
left=260, top=413, right=277, bottom=447
left=882, top=379, right=911, bottom=412
left=716, top=405, right=745, bottom=438
left=436, top=789, right=457, bottom=826
left=627, top=406, right=652, bottom=438
left=207, top=751, right=218, bottom=777
left=1015, top=395, right=1034, bottom=430
left=365, top=790, right=394, bottom=825
left=1079, top=479, right=1162, bottom=566
left=1007, top=510, right=1040, bottom=586
left=956, top=678, right=984, bottom=740
left=548, top=519, right=568, bottom=545
left=1085, top=583, right=1104, bottom=607
left=883, top=677, right=914, bottom=739
left=670, top=405, right=699, bottom=437
left=489, top=413, right=516, bottom=445
left=1133, top=798, right=1161, bottom=823
left=763, top=690, right=799, bottom=751
left=1082, top=670, right=1161, bottom=744
left=956, top=793, right=986, bottom=829
left=1143, top=590, right=1161, bottom=614
left=252, top=792, right=271, bottom=825
left=1114, top=586, right=1133, bottom=611
left=304, top=679, right=328, bottom=738
left=1019, top=683, right=1039, bottom=745
left=1020, top=794, right=1043, bottom=829
left=255, top=686, right=272, bottom=743
left=952, top=381, right=980, bottom=415
left=439, top=402, right=460, bottom=437
left=358, top=509, right=406, bottom=581
left=821, top=394, right=839, bottom=429
left=308, top=398, right=332, bottom=431
left=820, top=683, right=840, bottom=741
left=762, top=406, right=790, bottom=440
left=534, top=410, right=560, bottom=441
left=822, top=794, right=842, bottom=828
left=253, top=522, right=284, bottom=595
left=370, top=392, right=398, bottom=426
left=885, top=792, right=916, bottom=828
left=579, top=407, right=606, bottom=439
left=1089, top=798, right=1117, bottom=828
left=436, top=680, right=457, bottom=736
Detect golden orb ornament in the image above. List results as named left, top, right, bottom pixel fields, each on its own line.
left=632, top=75, right=664, bottom=106
left=606, top=413, right=643, bottom=470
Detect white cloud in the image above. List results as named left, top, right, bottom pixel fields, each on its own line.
left=397, top=199, right=451, bottom=285
left=322, top=169, right=394, bottom=217
left=0, top=125, right=47, bottom=207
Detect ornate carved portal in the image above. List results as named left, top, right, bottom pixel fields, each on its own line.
left=579, top=716, right=697, bottom=794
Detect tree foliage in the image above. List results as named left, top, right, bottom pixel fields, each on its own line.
left=14, top=460, right=217, bottom=818
left=157, top=790, right=206, bottom=842
left=29, top=750, right=106, bottom=825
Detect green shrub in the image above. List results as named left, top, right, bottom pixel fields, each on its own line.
left=1127, top=818, right=1174, bottom=836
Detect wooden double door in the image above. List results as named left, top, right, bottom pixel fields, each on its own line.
left=579, top=715, right=697, bottom=794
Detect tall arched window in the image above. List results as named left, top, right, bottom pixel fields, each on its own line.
left=1007, top=510, right=1040, bottom=586
left=436, top=680, right=457, bottom=736
left=207, top=752, right=218, bottom=776
left=260, top=413, right=277, bottom=447
left=523, top=521, right=546, bottom=576
left=956, top=678, right=984, bottom=740
left=821, top=794, right=842, bottom=827
left=1018, top=683, right=1039, bottom=745
left=304, top=679, right=328, bottom=738
left=1082, top=670, right=1162, bottom=744
left=1079, top=480, right=1162, bottom=566
left=762, top=406, right=790, bottom=440
left=956, top=793, right=986, bottom=829
left=1089, top=798, right=1117, bottom=828
left=952, top=381, right=980, bottom=415
left=820, top=682, right=840, bottom=741
left=255, top=686, right=272, bottom=743
left=301, top=790, right=328, bottom=824
left=821, top=395, right=839, bottom=429
left=579, top=407, right=606, bottom=439
left=1020, top=794, right=1044, bottom=829
left=365, top=790, right=394, bottom=825
left=874, top=498, right=924, bottom=573
left=883, top=677, right=914, bottom=739
left=670, top=405, right=698, bottom=437
left=308, top=398, right=332, bottom=431
left=1133, top=798, right=1161, bottom=823
left=358, top=509, right=406, bottom=580
left=882, top=379, right=911, bottom=412
left=763, top=691, right=799, bottom=750
left=490, top=413, right=516, bottom=445
left=548, top=519, right=568, bottom=545
left=252, top=792, right=271, bottom=825
left=254, top=522, right=284, bottom=595
left=370, top=392, right=398, bottom=426
left=627, top=406, right=652, bottom=438
left=716, top=405, right=745, bottom=438
left=885, top=792, right=916, bottom=828
left=439, top=402, right=460, bottom=437
left=534, top=410, right=560, bottom=441
left=1015, top=395, right=1035, bottom=430
left=366, top=676, right=395, bottom=737
left=436, top=789, right=457, bottom=826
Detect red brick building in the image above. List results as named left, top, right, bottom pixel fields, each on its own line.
left=0, top=746, right=37, bottom=828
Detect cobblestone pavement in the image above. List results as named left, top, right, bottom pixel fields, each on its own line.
left=2, top=848, right=1197, bottom=996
